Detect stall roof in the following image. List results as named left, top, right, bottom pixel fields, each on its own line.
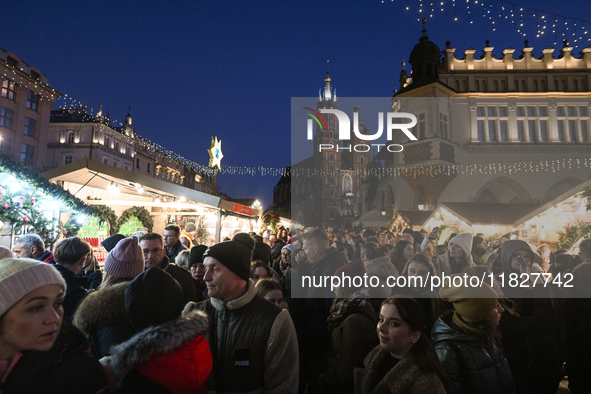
left=399, top=210, right=433, bottom=227
left=425, top=202, right=540, bottom=226
left=515, top=178, right=591, bottom=226
left=43, top=158, right=221, bottom=208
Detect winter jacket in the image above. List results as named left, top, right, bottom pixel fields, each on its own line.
left=291, top=247, right=347, bottom=388
left=52, top=263, right=87, bottom=323
left=354, top=346, right=446, bottom=394
left=498, top=294, right=562, bottom=394
left=431, top=311, right=515, bottom=394
left=562, top=297, right=591, bottom=394
left=497, top=240, right=563, bottom=394
left=38, top=249, right=55, bottom=264
left=160, top=256, right=197, bottom=305
left=105, top=311, right=212, bottom=394
left=318, top=301, right=378, bottom=394
left=166, top=240, right=188, bottom=264
left=0, top=325, right=108, bottom=394
left=185, top=281, right=298, bottom=394
left=364, top=255, right=399, bottom=298
left=74, top=282, right=136, bottom=358
left=435, top=252, right=475, bottom=276
left=78, top=265, right=103, bottom=290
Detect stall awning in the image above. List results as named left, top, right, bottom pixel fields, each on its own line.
left=42, top=158, right=221, bottom=208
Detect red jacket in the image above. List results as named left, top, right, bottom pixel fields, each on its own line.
left=109, top=311, right=212, bottom=394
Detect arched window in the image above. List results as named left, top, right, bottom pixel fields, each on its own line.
left=67, top=132, right=75, bottom=143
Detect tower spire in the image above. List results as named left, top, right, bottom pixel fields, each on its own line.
left=323, top=57, right=333, bottom=101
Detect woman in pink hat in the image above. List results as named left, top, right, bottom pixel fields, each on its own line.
left=74, top=236, right=145, bottom=357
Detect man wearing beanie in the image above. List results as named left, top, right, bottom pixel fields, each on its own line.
left=184, top=236, right=298, bottom=394
left=140, top=233, right=197, bottom=305
left=432, top=279, right=515, bottom=394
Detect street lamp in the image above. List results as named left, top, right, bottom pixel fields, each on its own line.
left=417, top=198, right=426, bottom=211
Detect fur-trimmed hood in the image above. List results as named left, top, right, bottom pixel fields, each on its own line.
left=73, top=281, right=129, bottom=334
left=109, top=310, right=209, bottom=375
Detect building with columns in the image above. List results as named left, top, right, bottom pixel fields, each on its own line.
left=363, top=20, right=591, bottom=240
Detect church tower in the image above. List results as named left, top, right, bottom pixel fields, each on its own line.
left=312, top=60, right=341, bottom=226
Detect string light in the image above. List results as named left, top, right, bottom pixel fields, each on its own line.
left=386, top=0, right=591, bottom=48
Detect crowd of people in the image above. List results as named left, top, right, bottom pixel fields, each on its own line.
left=0, top=222, right=590, bottom=393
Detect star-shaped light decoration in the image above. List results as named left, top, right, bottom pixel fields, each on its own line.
left=208, top=136, right=223, bottom=170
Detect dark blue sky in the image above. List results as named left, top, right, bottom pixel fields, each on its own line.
left=4, top=0, right=590, bottom=207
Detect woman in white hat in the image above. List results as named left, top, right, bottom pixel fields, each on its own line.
left=0, top=258, right=108, bottom=393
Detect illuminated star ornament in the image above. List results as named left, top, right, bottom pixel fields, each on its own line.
left=208, top=136, right=223, bottom=170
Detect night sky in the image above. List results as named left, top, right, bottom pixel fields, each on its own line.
left=4, top=0, right=591, bottom=208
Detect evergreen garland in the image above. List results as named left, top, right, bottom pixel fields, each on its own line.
left=116, top=206, right=153, bottom=233
left=0, top=153, right=101, bottom=216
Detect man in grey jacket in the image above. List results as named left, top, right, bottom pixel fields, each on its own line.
left=184, top=237, right=299, bottom=394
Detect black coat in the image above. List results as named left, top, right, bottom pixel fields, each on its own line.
left=498, top=291, right=563, bottom=394
left=1, top=325, right=108, bottom=394
left=52, top=263, right=87, bottom=323
left=73, top=281, right=136, bottom=358
left=431, top=311, right=515, bottom=394
left=160, top=256, right=197, bottom=305
left=562, top=297, right=591, bottom=394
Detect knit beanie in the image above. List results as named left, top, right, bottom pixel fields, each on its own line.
left=0, top=258, right=66, bottom=317
left=203, top=239, right=251, bottom=281
left=124, top=267, right=184, bottom=331
left=101, top=234, right=125, bottom=252
left=472, top=236, right=485, bottom=250
left=189, top=245, right=208, bottom=266
left=253, top=242, right=271, bottom=265
left=449, top=233, right=474, bottom=256
left=185, top=222, right=197, bottom=233
left=104, top=236, right=145, bottom=278
left=439, top=277, right=498, bottom=323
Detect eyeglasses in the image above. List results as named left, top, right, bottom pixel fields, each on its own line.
left=143, top=248, right=163, bottom=255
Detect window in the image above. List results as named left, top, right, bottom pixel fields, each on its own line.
left=147, top=163, right=151, bottom=173
left=417, top=113, right=426, bottom=139
left=516, top=105, right=549, bottom=143
left=0, top=107, right=13, bottom=129
left=136, top=158, right=140, bottom=168
left=103, top=158, right=109, bottom=165
left=21, top=144, right=34, bottom=165
left=113, top=161, right=118, bottom=168
left=1, top=138, right=11, bottom=154
left=439, top=113, right=448, bottom=139
left=30, top=70, right=40, bottom=80
left=476, top=105, right=508, bottom=142
left=556, top=104, right=590, bottom=142
left=26, top=92, right=38, bottom=111
left=64, top=154, right=73, bottom=165
left=1, top=79, right=15, bottom=100
left=67, top=131, right=75, bottom=143
left=23, top=118, right=36, bottom=137
left=6, top=57, right=18, bottom=67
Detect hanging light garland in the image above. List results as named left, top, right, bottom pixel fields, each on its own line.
left=291, top=157, right=591, bottom=179
left=381, top=0, right=591, bottom=48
